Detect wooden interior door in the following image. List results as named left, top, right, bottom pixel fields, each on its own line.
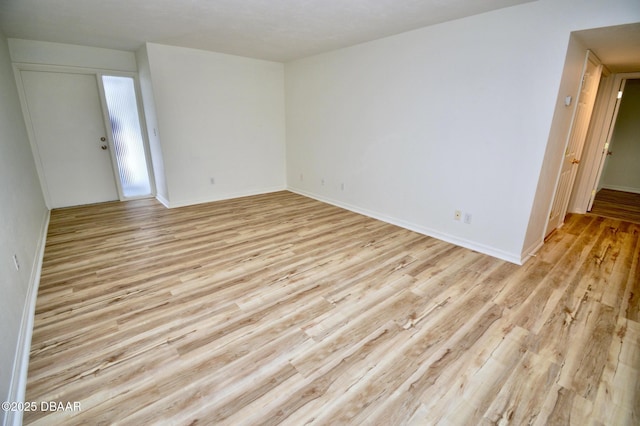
left=21, top=70, right=119, bottom=208
left=546, top=51, right=602, bottom=235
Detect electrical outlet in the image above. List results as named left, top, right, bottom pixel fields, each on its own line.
left=464, top=213, right=472, bottom=224
left=454, top=210, right=462, bottom=221
left=12, top=254, right=20, bottom=271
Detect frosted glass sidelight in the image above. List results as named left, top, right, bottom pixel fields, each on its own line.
left=102, top=75, right=152, bottom=198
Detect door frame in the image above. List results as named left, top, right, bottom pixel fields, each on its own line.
left=568, top=71, right=640, bottom=213
left=566, top=69, right=614, bottom=213
left=13, top=63, right=155, bottom=208
left=96, top=71, right=157, bottom=201
left=544, top=50, right=602, bottom=236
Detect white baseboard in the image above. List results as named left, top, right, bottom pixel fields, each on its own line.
left=4, top=210, right=50, bottom=426
left=165, top=186, right=286, bottom=209
left=601, top=184, right=640, bottom=195
left=287, top=187, right=522, bottom=265
left=156, top=193, right=170, bottom=208
left=520, top=238, right=545, bottom=265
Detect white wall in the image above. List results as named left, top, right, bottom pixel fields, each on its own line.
left=136, top=45, right=169, bottom=205
left=523, top=32, right=590, bottom=246
left=7, top=39, right=148, bottom=210
left=600, top=78, right=640, bottom=193
left=7, top=40, right=287, bottom=208
left=286, top=0, right=640, bottom=263
left=520, top=0, right=640, bottom=253
left=0, top=32, right=48, bottom=425
left=8, top=38, right=136, bottom=71
left=144, top=43, right=286, bottom=207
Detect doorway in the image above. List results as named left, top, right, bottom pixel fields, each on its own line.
left=21, top=70, right=119, bottom=208
left=18, top=68, right=153, bottom=209
left=588, top=77, right=640, bottom=222
left=596, top=79, right=640, bottom=195
left=540, top=23, right=640, bottom=246
left=546, top=50, right=603, bottom=236
left=568, top=72, right=640, bottom=215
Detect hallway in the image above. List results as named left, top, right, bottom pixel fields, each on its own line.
left=590, top=189, right=640, bottom=224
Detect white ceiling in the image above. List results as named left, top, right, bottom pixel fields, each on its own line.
left=0, top=0, right=535, bottom=62
left=573, top=23, right=640, bottom=73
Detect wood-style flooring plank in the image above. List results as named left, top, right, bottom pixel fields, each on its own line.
left=590, top=188, right=640, bottom=224
left=22, top=192, right=640, bottom=425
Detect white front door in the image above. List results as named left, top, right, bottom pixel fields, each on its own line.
left=21, top=70, right=119, bottom=208
left=546, top=51, right=602, bottom=235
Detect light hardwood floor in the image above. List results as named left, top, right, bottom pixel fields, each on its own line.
left=590, top=189, right=640, bottom=224
left=24, top=191, right=639, bottom=425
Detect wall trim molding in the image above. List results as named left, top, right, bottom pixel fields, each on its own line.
left=4, top=209, right=50, bottom=426
left=601, top=184, right=640, bottom=195
left=288, top=187, right=522, bottom=265
left=520, top=238, right=545, bottom=265
left=165, top=186, right=286, bottom=209
left=156, top=193, right=170, bottom=208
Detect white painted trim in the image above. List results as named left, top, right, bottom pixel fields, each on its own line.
left=156, top=193, right=170, bottom=208
left=545, top=50, right=602, bottom=237
left=288, top=187, right=522, bottom=265
left=4, top=209, right=49, bottom=426
left=96, top=72, right=158, bottom=201
left=165, top=186, right=286, bottom=208
left=568, top=70, right=614, bottom=214
left=595, top=72, right=640, bottom=198
left=8, top=39, right=137, bottom=72
left=12, top=65, right=54, bottom=209
left=601, top=184, right=640, bottom=195
left=13, top=63, right=156, bottom=209
left=520, top=238, right=545, bottom=265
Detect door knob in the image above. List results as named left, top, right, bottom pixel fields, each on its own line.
left=101, top=145, right=108, bottom=150
left=571, top=158, right=580, bottom=164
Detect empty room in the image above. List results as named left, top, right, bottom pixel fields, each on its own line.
left=1, top=0, right=639, bottom=424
